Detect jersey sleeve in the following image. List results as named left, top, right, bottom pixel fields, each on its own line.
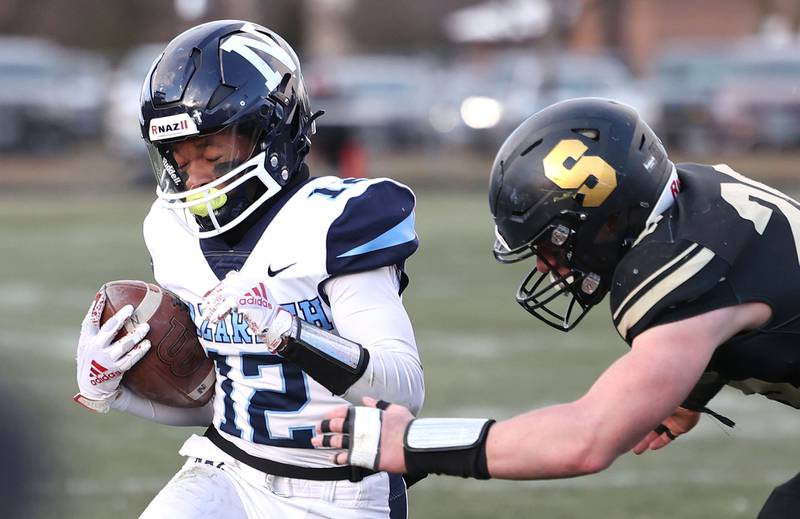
left=324, top=266, right=424, bottom=414
left=610, top=239, right=734, bottom=342
left=325, top=179, right=418, bottom=279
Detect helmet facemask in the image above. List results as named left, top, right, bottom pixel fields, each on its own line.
left=494, top=217, right=605, bottom=331
left=146, top=118, right=284, bottom=238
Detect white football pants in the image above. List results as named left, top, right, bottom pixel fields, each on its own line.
left=139, top=456, right=408, bottom=519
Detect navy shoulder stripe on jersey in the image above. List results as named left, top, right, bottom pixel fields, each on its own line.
left=326, top=180, right=418, bottom=276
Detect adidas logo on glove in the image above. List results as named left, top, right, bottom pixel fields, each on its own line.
left=238, top=282, right=274, bottom=310
left=89, top=360, right=122, bottom=386
left=90, top=371, right=122, bottom=385
left=238, top=295, right=273, bottom=309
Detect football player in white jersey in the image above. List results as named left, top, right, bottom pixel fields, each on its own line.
left=73, top=20, right=424, bottom=519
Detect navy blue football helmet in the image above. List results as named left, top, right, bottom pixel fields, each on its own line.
left=140, top=20, right=318, bottom=238
left=489, top=98, right=673, bottom=331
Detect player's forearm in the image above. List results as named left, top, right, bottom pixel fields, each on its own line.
left=392, top=401, right=622, bottom=482
left=342, top=348, right=424, bottom=414
left=485, top=402, right=616, bottom=479
left=111, top=387, right=214, bottom=426
left=484, top=332, right=717, bottom=479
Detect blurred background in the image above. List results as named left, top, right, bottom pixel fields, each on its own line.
left=5, top=0, right=800, bottom=186
left=3, top=0, right=800, bottom=517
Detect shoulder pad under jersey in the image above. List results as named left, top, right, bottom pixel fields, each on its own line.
left=610, top=232, right=729, bottom=342
left=319, top=178, right=418, bottom=276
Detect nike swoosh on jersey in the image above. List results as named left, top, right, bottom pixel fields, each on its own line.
left=267, top=262, right=297, bottom=277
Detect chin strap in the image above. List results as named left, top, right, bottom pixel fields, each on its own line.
left=693, top=406, right=736, bottom=428
left=309, top=109, right=325, bottom=128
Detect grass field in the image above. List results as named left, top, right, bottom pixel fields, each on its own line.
left=3, top=186, right=800, bottom=518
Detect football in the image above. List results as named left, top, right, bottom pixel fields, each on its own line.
left=98, top=280, right=215, bottom=408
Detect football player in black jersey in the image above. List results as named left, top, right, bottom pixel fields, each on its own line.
left=312, top=97, right=799, bottom=518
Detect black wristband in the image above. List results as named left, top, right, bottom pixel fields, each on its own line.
left=280, top=319, right=369, bottom=395
left=403, top=419, right=495, bottom=480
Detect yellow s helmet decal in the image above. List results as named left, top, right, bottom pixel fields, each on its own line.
left=543, top=139, right=617, bottom=207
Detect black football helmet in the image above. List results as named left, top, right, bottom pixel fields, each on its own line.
left=140, top=20, right=318, bottom=238
left=489, top=98, right=673, bottom=331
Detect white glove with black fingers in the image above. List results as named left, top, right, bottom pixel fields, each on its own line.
left=73, top=291, right=151, bottom=413
left=201, top=270, right=294, bottom=351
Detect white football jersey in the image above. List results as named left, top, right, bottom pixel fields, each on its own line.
left=143, top=176, right=418, bottom=467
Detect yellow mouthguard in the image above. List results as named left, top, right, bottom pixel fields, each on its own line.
left=186, top=188, right=227, bottom=217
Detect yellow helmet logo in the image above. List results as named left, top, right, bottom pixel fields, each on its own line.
left=542, top=139, right=617, bottom=207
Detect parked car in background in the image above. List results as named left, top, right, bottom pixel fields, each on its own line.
left=650, top=44, right=747, bottom=153
left=304, top=54, right=437, bottom=174
left=428, top=50, right=654, bottom=151
left=0, top=37, right=107, bottom=152
left=102, top=44, right=164, bottom=179
left=426, top=49, right=541, bottom=150
left=712, top=45, right=800, bottom=150
left=304, top=56, right=436, bottom=142
left=531, top=52, right=658, bottom=130
left=60, top=49, right=111, bottom=141
left=651, top=40, right=800, bottom=153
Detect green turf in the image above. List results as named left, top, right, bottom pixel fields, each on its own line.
left=2, top=188, right=798, bottom=518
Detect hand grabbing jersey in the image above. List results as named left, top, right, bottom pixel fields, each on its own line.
left=201, top=270, right=294, bottom=352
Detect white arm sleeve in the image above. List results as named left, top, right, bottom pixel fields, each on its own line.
left=323, top=266, right=425, bottom=415
left=110, top=387, right=214, bottom=426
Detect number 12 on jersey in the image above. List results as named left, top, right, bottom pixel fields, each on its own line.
left=207, top=350, right=313, bottom=448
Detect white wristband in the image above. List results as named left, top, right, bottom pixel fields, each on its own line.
left=347, top=407, right=383, bottom=469
left=405, top=418, right=492, bottom=450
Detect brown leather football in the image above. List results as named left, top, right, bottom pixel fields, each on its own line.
left=99, top=280, right=215, bottom=408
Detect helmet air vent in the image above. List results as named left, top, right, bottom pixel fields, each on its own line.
left=152, top=48, right=199, bottom=105
left=520, top=138, right=543, bottom=157
left=207, top=84, right=236, bottom=110
left=573, top=128, right=599, bottom=141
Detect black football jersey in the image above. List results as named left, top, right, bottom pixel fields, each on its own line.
left=610, top=163, right=800, bottom=409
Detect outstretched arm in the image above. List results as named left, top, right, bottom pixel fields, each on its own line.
left=484, top=322, right=713, bottom=479
left=314, top=302, right=769, bottom=480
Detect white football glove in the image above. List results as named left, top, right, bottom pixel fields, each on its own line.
left=201, top=270, right=294, bottom=351
left=73, top=291, right=151, bottom=413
